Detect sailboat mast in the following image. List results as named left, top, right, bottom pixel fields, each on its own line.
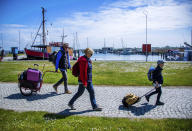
left=42, top=7, right=46, bottom=45
left=191, top=30, right=192, bottom=46
left=19, top=31, right=20, bottom=51
left=87, top=37, right=88, bottom=48
left=104, top=38, right=106, bottom=47
left=76, top=32, right=78, bottom=49
left=62, top=29, right=64, bottom=43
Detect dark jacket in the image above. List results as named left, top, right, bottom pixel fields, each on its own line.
left=55, top=47, right=71, bottom=71
left=153, top=65, right=163, bottom=84
left=86, top=56, right=92, bottom=83
left=78, top=55, right=92, bottom=86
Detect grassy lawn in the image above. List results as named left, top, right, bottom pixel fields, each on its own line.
left=0, top=60, right=192, bottom=86
left=0, top=109, right=191, bottom=130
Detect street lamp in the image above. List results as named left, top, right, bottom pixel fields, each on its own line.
left=143, top=10, right=148, bottom=62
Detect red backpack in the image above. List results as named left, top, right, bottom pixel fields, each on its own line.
left=72, top=61, right=79, bottom=77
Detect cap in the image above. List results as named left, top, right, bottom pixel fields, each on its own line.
left=63, top=43, right=69, bottom=48
left=157, top=60, right=165, bottom=65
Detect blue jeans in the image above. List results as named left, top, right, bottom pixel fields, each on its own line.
left=53, top=70, right=69, bottom=92
left=69, top=82, right=97, bottom=109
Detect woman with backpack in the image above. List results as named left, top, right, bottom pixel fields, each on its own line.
left=68, top=48, right=102, bottom=111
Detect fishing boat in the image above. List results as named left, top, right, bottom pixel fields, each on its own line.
left=25, top=45, right=51, bottom=59
left=25, top=7, right=75, bottom=60
left=25, top=7, right=50, bottom=60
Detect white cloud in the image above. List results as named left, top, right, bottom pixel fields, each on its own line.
left=50, top=0, right=192, bottom=49
left=0, top=0, right=192, bottom=50
left=0, top=24, right=40, bottom=50
left=1, top=24, right=27, bottom=28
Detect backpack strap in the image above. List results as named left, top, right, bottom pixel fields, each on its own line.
left=60, top=49, right=65, bottom=55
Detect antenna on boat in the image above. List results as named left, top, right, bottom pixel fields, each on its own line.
left=73, top=33, right=76, bottom=50
left=113, top=40, right=114, bottom=48
left=87, top=37, right=89, bottom=48
left=41, top=7, right=46, bottom=60
left=104, top=38, right=106, bottom=47
left=42, top=7, right=46, bottom=46
left=121, top=38, right=124, bottom=48
left=76, top=32, right=80, bottom=49
left=61, top=28, right=67, bottom=43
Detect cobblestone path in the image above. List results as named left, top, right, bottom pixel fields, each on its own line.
left=0, top=83, right=192, bottom=118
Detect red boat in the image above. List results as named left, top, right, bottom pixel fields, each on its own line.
left=25, top=8, right=74, bottom=60
left=25, top=7, right=51, bottom=60
left=25, top=45, right=51, bottom=59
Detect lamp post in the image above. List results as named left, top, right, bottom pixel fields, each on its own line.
left=1, top=33, right=3, bottom=49
left=19, top=30, right=20, bottom=52
left=143, top=10, right=148, bottom=62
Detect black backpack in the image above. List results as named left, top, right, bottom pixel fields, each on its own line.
left=49, top=50, right=65, bottom=66
left=49, top=51, right=58, bottom=65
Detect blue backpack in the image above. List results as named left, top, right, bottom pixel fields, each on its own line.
left=147, top=66, right=155, bottom=81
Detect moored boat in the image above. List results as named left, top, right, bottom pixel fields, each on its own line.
left=25, top=45, right=51, bottom=59
left=25, top=7, right=50, bottom=60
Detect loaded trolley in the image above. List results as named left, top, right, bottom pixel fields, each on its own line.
left=18, top=64, right=54, bottom=96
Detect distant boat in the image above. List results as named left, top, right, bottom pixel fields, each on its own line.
left=122, top=48, right=133, bottom=55
left=49, top=42, right=74, bottom=60
left=25, top=7, right=50, bottom=60
left=25, top=45, right=50, bottom=59
left=25, top=42, right=74, bottom=60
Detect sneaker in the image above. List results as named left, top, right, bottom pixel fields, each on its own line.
left=156, top=101, right=164, bottom=106
left=65, top=90, right=72, bottom=94
left=68, top=103, right=76, bottom=110
left=53, top=85, right=58, bottom=93
left=93, top=107, right=102, bottom=111
left=145, top=95, right=149, bottom=102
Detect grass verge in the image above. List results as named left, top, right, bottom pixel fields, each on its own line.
left=0, top=109, right=191, bottom=130
left=0, top=61, right=192, bottom=86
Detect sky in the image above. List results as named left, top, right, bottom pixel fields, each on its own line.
left=0, top=0, right=192, bottom=50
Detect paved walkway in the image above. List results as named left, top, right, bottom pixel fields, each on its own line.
left=0, top=82, right=192, bottom=119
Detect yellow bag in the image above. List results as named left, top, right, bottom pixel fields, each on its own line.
left=124, top=93, right=139, bottom=105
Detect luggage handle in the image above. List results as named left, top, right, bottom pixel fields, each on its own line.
left=42, top=70, right=58, bottom=80
left=140, top=88, right=156, bottom=98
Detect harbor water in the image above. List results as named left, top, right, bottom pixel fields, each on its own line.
left=90, top=53, right=163, bottom=61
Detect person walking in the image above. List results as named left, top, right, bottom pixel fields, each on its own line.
left=0, top=49, right=4, bottom=62
left=12, top=48, right=18, bottom=60
left=53, top=43, right=72, bottom=94
left=145, top=60, right=165, bottom=106
left=68, top=48, right=102, bottom=111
